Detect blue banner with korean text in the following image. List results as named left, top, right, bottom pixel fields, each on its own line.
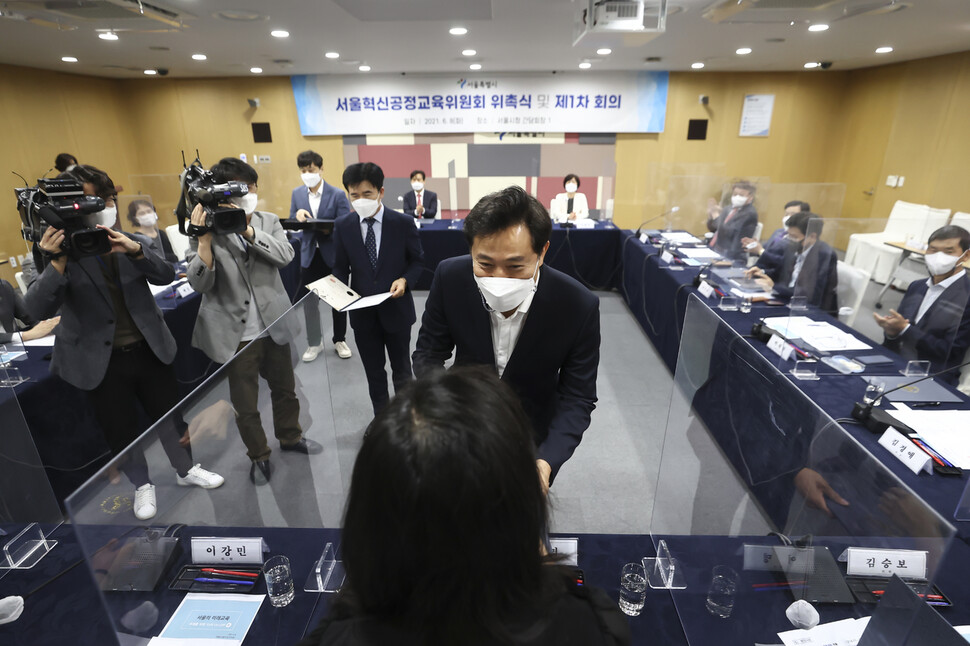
left=291, top=72, right=668, bottom=135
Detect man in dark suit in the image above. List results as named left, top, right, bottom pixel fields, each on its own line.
left=332, top=162, right=425, bottom=414
left=743, top=200, right=811, bottom=272
left=707, top=180, right=759, bottom=262
left=875, top=225, right=970, bottom=385
left=747, top=212, right=839, bottom=314
left=401, top=169, right=437, bottom=219
left=289, top=150, right=354, bottom=362
left=412, top=186, right=600, bottom=491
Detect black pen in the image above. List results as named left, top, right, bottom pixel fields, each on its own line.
left=910, top=401, right=941, bottom=408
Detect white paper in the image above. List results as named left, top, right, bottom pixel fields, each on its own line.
left=740, top=94, right=775, bottom=137
left=342, top=292, right=393, bottom=311
left=885, top=409, right=970, bottom=468
left=778, top=616, right=870, bottom=646
left=149, top=639, right=240, bottom=646
left=21, top=335, right=56, bottom=347
left=149, top=280, right=182, bottom=297
left=307, top=274, right=361, bottom=311
left=659, top=231, right=701, bottom=244
left=761, top=316, right=871, bottom=352
left=679, top=247, right=722, bottom=260
left=159, top=593, right=263, bottom=643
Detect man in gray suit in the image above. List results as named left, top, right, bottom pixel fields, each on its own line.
left=187, top=157, right=322, bottom=485
left=27, top=164, right=224, bottom=520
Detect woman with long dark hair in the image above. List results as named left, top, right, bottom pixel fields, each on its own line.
left=300, top=367, right=629, bottom=646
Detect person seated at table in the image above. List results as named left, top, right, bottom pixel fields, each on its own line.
left=54, top=152, right=77, bottom=173
left=26, top=164, right=224, bottom=521
left=875, top=225, right=970, bottom=385
left=742, top=200, right=810, bottom=271
left=126, top=199, right=178, bottom=263
left=299, top=367, right=630, bottom=646
left=0, top=279, right=59, bottom=342
left=549, top=173, right=589, bottom=223
left=707, top=181, right=759, bottom=262
left=745, top=213, right=838, bottom=314
left=401, top=170, right=437, bottom=219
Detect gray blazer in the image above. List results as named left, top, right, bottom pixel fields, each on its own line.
left=187, top=210, right=298, bottom=364
left=24, top=234, right=177, bottom=391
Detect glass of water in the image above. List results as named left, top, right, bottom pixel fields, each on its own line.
left=705, top=565, right=738, bottom=619
left=740, top=296, right=753, bottom=314
left=619, top=562, right=647, bottom=616
left=863, top=380, right=885, bottom=406
left=263, top=555, right=295, bottom=607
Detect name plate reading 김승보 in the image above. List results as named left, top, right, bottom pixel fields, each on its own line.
left=846, top=547, right=927, bottom=579
left=877, top=428, right=932, bottom=475
left=191, top=537, right=266, bottom=565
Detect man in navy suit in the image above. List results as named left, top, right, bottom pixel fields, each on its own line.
left=744, top=200, right=811, bottom=272
left=412, top=186, right=600, bottom=491
left=876, top=225, right=970, bottom=385
left=401, top=169, right=438, bottom=219
left=747, top=212, right=839, bottom=314
left=290, top=150, right=354, bottom=362
left=332, top=162, right=425, bottom=414
left=706, top=181, right=759, bottom=262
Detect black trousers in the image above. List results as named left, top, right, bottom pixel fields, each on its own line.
left=354, top=325, right=413, bottom=415
left=88, top=341, right=194, bottom=487
left=299, top=254, right=347, bottom=346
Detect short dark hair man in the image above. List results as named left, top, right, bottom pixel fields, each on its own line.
left=402, top=169, right=437, bottom=219
left=875, top=225, right=970, bottom=385
left=332, top=162, right=426, bottom=414
left=412, top=185, right=600, bottom=492
left=707, top=181, right=759, bottom=262
left=744, top=200, right=811, bottom=269
left=289, top=149, right=354, bottom=363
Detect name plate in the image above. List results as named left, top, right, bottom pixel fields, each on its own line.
left=697, top=281, right=715, bottom=299
left=767, top=334, right=795, bottom=361
left=548, top=538, right=578, bottom=566
left=660, top=250, right=674, bottom=264
left=846, top=547, right=927, bottom=579
left=191, top=537, right=266, bottom=565
left=176, top=282, right=195, bottom=298
left=877, top=428, right=932, bottom=475
left=743, top=544, right=815, bottom=572
left=639, top=232, right=649, bottom=244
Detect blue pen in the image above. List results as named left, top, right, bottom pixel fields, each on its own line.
left=194, top=577, right=254, bottom=585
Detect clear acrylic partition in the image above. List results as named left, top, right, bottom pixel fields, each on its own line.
left=649, top=295, right=957, bottom=646
left=65, top=294, right=353, bottom=644
left=126, top=174, right=182, bottom=233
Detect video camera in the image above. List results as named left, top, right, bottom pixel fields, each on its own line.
left=16, top=178, right=111, bottom=258
left=175, top=155, right=249, bottom=237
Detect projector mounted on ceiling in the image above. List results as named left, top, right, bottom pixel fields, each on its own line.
left=573, top=0, right=668, bottom=46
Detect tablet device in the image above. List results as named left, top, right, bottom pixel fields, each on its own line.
left=856, top=355, right=893, bottom=365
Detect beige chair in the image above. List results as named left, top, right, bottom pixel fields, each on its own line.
left=836, top=260, right=871, bottom=327
left=949, top=211, right=970, bottom=231
left=165, top=223, right=191, bottom=261
left=752, top=221, right=764, bottom=241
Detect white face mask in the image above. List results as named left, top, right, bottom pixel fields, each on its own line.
left=924, top=251, right=963, bottom=276
left=89, top=205, right=117, bottom=228
left=301, top=172, right=321, bottom=188
left=135, top=212, right=158, bottom=227
left=730, top=194, right=749, bottom=208
left=352, top=198, right=380, bottom=218
left=411, top=181, right=424, bottom=192
left=237, top=193, right=258, bottom=216
left=565, top=182, right=578, bottom=193
left=474, top=261, right=540, bottom=313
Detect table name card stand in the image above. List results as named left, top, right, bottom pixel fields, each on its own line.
left=304, top=542, right=345, bottom=593
left=643, top=539, right=687, bottom=590
left=0, top=523, right=57, bottom=570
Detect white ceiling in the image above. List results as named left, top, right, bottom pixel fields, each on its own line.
left=0, top=0, right=968, bottom=78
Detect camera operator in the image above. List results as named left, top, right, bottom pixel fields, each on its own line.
left=25, top=165, right=224, bottom=521
left=186, top=157, right=321, bottom=486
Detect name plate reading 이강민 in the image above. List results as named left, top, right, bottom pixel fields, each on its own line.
left=660, top=250, right=674, bottom=264
left=877, top=428, right=933, bottom=475
left=697, top=281, right=715, bottom=299
left=548, top=538, right=579, bottom=566
left=767, top=334, right=795, bottom=361
left=191, top=537, right=265, bottom=565
left=176, top=282, right=195, bottom=298
left=846, top=547, right=927, bottom=579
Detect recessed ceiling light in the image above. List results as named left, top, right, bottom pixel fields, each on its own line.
left=449, top=27, right=468, bottom=35
left=462, top=49, right=477, bottom=56
left=359, top=65, right=371, bottom=72
left=61, top=56, right=78, bottom=63
left=875, top=46, right=894, bottom=54
left=98, top=31, right=118, bottom=41
left=736, top=47, right=752, bottom=55
left=250, top=67, right=263, bottom=74
left=808, top=24, right=829, bottom=32
left=469, top=63, right=482, bottom=70
left=192, top=53, right=207, bottom=61
left=579, top=62, right=592, bottom=69
left=144, top=69, right=157, bottom=75
left=804, top=61, right=820, bottom=68
left=691, top=62, right=705, bottom=69
left=270, top=29, right=289, bottom=38
left=325, top=51, right=340, bottom=59
left=596, top=48, right=612, bottom=56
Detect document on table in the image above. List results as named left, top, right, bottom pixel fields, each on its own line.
left=660, top=231, right=701, bottom=244
left=762, top=316, right=872, bottom=352
left=679, top=248, right=722, bottom=261
left=307, top=275, right=392, bottom=312
left=778, top=616, right=870, bottom=646
left=862, top=376, right=963, bottom=403
left=149, top=279, right=185, bottom=297
left=885, top=406, right=970, bottom=468
left=22, top=335, right=55, bottom=347
left=158, top=593, right=263, bottom=643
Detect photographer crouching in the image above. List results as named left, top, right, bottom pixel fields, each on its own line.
left=24, top=164, right=224, bottom=520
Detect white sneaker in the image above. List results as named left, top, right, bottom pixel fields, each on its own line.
left=177, top=464, right=225, bottom=489
left=302, top=344, right=324, bottom=362
left=133, top=484, right=157, bottom=520
left=334, top=341, right=352, bottom=359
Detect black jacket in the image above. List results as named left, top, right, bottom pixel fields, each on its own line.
left=708, top=203, right=758, bottom=262
left=768, top=240, right=839, bottom=314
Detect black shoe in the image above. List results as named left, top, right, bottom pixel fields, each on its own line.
left=249, top=459, right=271, bottom=485
left=280, top=438, right=323, bottom=455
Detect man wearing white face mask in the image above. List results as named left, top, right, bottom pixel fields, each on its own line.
left=744, top=200, right=810, bottom=270
left=707, top=181, right=759, bottom=262
left=289, top=150, right=353, bottom=362
left=413, top=186, right=600, bottom=493
left=402, top=169, right=437, bottom=219
left=876, top=225, right=970, bottom=385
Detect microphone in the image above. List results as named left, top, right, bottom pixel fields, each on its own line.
left=850, top=357, right=970, bottom=432
left=635, top=206, right=680, bottom=236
